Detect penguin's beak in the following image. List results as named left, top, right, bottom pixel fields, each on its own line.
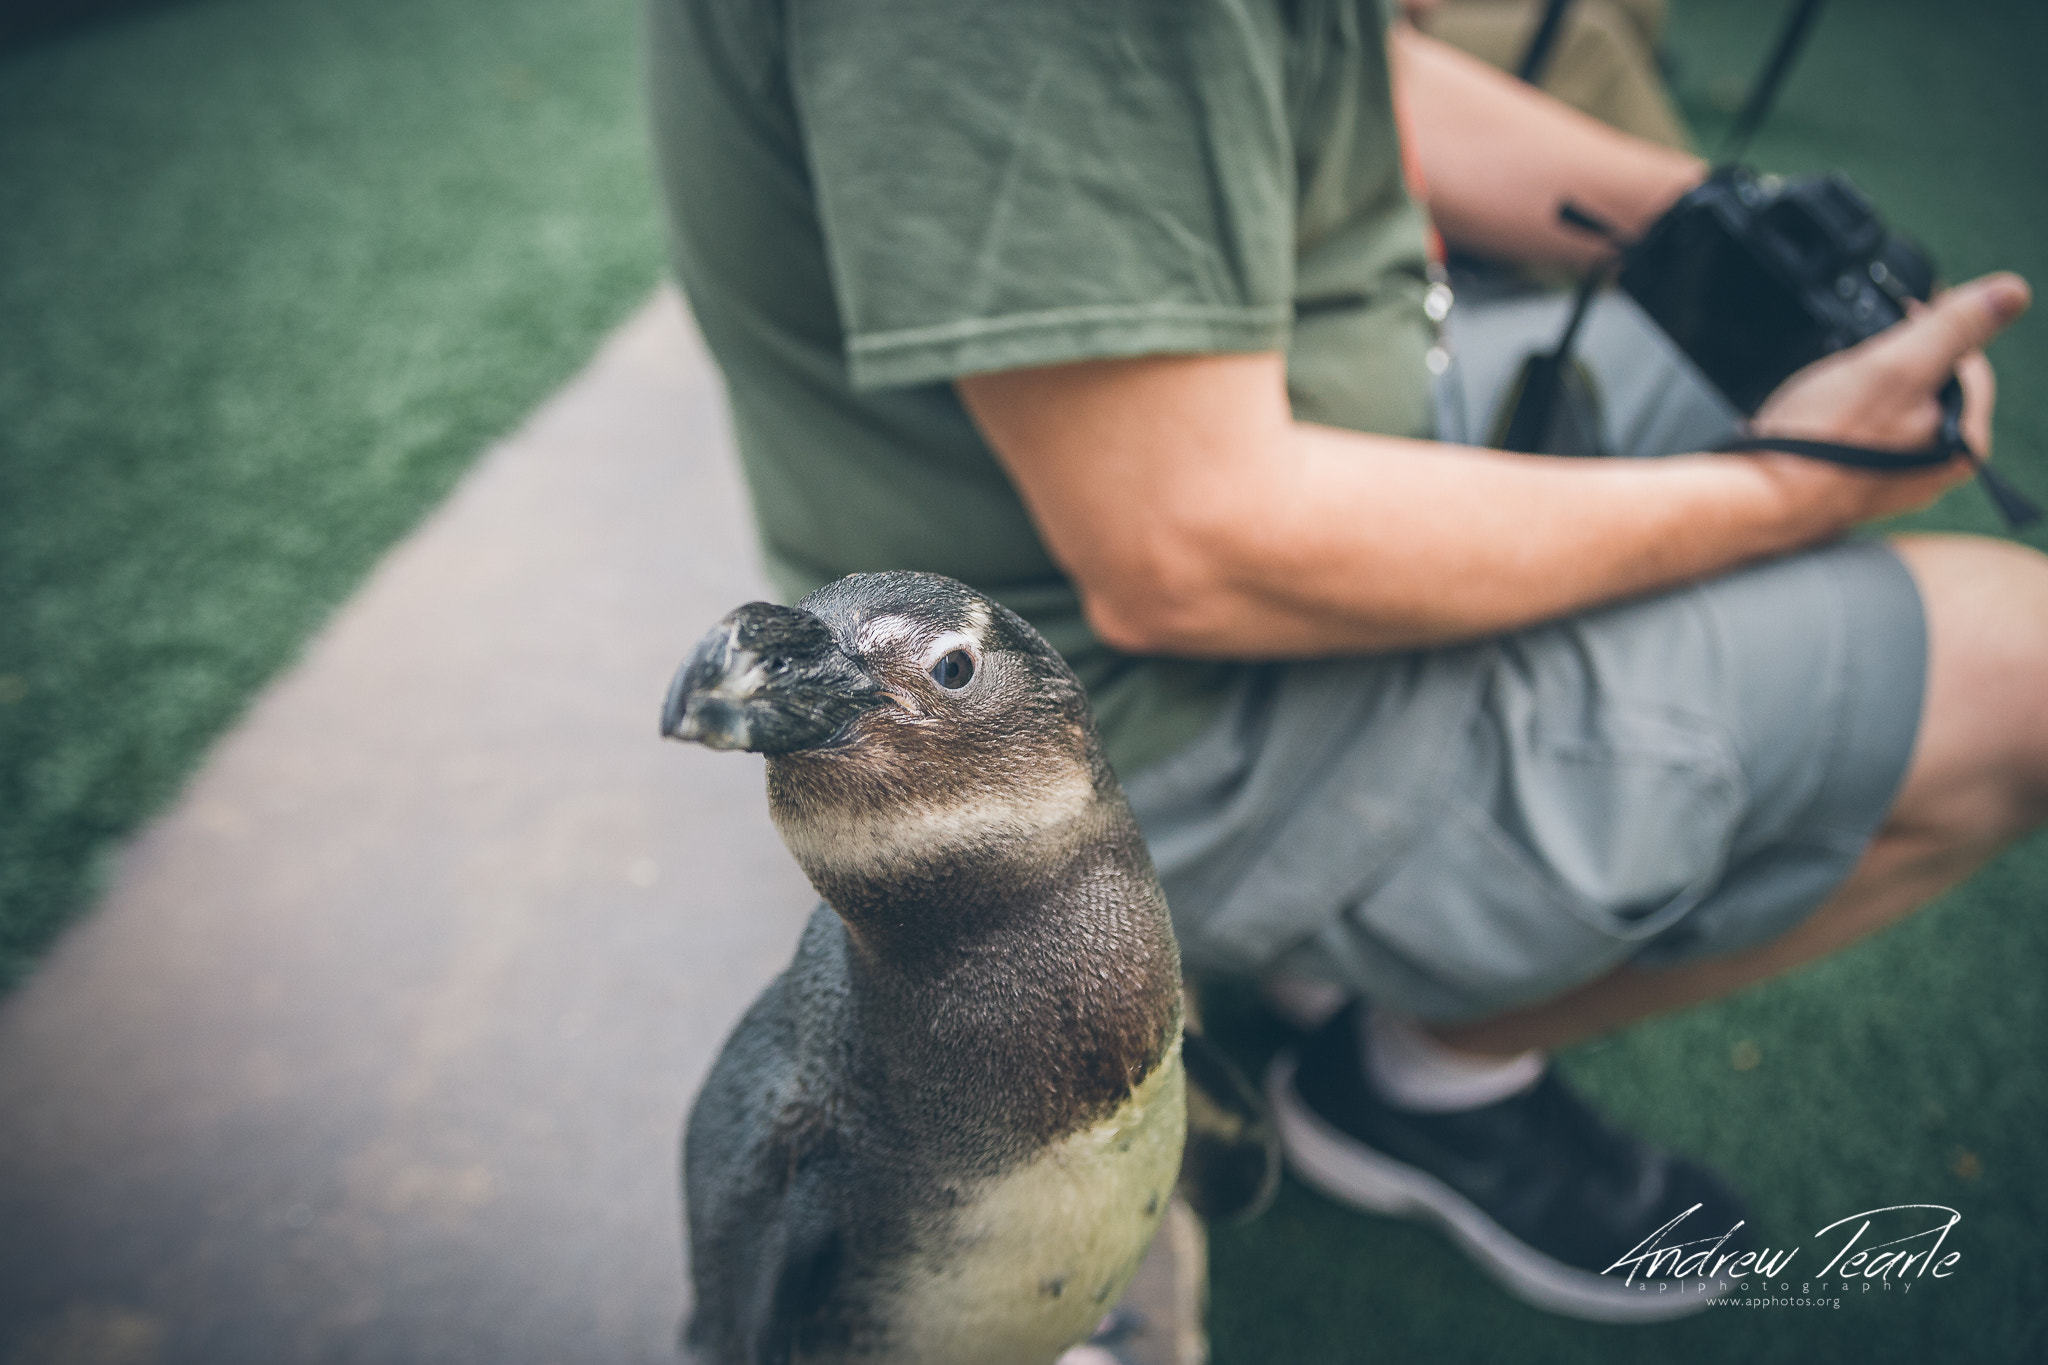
left=661, top=603, right=883, bottom=755
left=661, top=652, right=749, bottom=750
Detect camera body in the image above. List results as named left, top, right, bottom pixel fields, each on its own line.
left=1618, top=166, right=1937, bottom=414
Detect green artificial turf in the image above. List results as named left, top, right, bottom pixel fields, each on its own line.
left=0, top=0, right=663, bottom=987
left=1205, top=6, right=2048, bottom=1362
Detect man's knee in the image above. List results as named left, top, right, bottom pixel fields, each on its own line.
left=1890, top=532, right=2048, bottom=830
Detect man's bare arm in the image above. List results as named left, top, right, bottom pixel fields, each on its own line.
left=957, top=277, right=2024, bottom=659
left=1387, top=25, right=1702, bottom=265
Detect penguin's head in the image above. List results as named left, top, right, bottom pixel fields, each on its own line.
left=663, top=573, right=1113, bottom=877
left=662, top=572, right=1093, bottom=762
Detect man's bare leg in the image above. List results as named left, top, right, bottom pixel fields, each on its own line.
left=1435, top=532, right=2048, bottom=1058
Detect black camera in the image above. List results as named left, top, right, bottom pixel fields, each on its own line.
left=1497, top=0, right=2032, bottom=524
left=1499, top=158, right=2038, bottom=524
left=1618, top=165, right=1935, bottom=415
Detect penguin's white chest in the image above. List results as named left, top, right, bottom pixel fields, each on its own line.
left=881, top=1039, right=1188, bottom=1365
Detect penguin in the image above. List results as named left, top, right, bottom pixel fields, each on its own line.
left=662, top=571, right=1197, bottom=1365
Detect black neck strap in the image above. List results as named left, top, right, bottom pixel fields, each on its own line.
left=1711, top=432, right=1956, bottom=470
left=1713, top=386, right=2039, bottom=528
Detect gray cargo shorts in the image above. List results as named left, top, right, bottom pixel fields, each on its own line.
left=1122, top=288, right=1928, bottom=1024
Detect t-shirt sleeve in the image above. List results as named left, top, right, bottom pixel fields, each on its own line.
left=789, top=0, right=1296, bottom=390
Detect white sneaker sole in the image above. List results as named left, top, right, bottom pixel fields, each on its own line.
left=1266, top=1053, right=1730, bottom=1323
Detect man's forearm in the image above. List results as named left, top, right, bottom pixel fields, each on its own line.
left=961, top=352, right=1847, bottom=659
left=1110, top=423, right=1820, bottom=657
left=1388, top=25, right=1702, bottom=266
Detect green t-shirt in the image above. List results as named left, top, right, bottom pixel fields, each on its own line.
left=650, top=0, right=1436, bottom=776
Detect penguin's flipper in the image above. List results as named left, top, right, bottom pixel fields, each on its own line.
left=748, top=1192, right=846, bottom=1365
left=1176, top=1026, right=1281, bottom=1223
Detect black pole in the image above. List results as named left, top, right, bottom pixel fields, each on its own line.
left=1721, top=0, right=1830, bottom=161
left=1514, top=0, right=1577, bottom=85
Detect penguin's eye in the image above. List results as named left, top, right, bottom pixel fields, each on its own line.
left=762, top=655, right=790, bottom=677
left=931, top=650, right=975, bottom=690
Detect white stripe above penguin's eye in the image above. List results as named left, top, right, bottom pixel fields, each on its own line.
left=855, top=614, right=927, bottom=654
left=917, top=631, right=979, bottom=670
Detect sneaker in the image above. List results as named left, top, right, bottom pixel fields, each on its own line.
left=1268, top=1006, right=1751, bottom=1322
left=1258, top=972, right=1348, bottom=1033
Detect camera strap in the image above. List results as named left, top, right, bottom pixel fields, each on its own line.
left=1714, top=380, right=2041, bottom=527
left=1710, top=433, right=1954, bottom=471
left=1549, top=205, right=2041, bottom=528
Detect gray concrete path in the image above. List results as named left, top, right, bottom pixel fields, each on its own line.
left=0, top=291, right=816, bottom=1365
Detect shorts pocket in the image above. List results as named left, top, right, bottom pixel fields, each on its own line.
left=1346, top=714, right=1747, bottom=1020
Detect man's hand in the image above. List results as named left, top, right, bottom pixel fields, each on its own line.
left=1748, top=272, right=2030, bottom=524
